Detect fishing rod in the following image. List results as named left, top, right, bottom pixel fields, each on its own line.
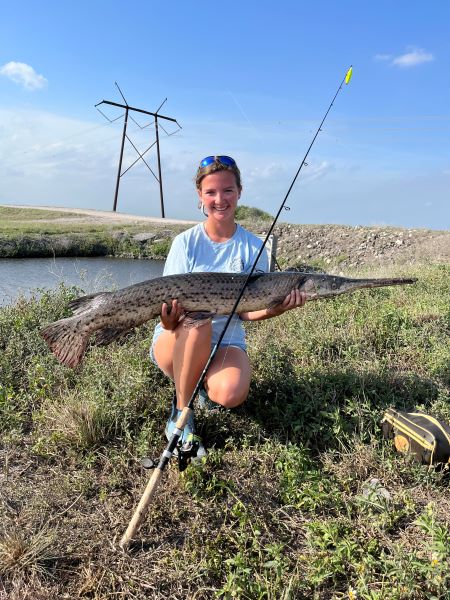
left=119, top=65, right=353, bottom=550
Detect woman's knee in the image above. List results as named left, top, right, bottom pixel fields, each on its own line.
left=207, top=380, right=249, bottom=409
left=205, top=346, right=251, bottom=408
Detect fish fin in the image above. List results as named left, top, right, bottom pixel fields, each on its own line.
left=69, top=292, right=110, bottom=315
left=283, top=264, right=325, bottom=273
left=94, top=327, right=131, bottom=346
left=183, top=311, right=215, bottom=329
left=267, top=297, right=286, bottom=308
left=41, top=317, right=89, bottom=368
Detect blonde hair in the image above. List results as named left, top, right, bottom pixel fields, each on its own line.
left=195, top=159, right=242, bottom=191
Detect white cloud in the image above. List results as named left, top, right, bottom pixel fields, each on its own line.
left=248, top=162, right=284, bottom=181
left=301, top=160, right=332, bottom=183
left=0, top=61, right=48, bottom=90
left=392, top=48, right=434, bottom=68
left=374, top=54, right=392, bottom=62
left=0, top=108, right=448, bottom=228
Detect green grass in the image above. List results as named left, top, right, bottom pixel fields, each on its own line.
left=0, top=206, right=84, bottom=220
left=0, top=264, right=449, bottom=599
left=0, top=207, right=187, bottom=259
left=0, top=206, right=184, bottom=236
left=235, top=205, right=273, bottom=222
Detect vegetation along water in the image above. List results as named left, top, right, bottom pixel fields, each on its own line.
left=0, top=206, right=449, bottom=598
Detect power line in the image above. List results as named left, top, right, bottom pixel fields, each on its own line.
left=0, top=119, right=154, bottom=172
left=95, top=83, right=182, bottom=216
left=0, top=117, right=122, bottom=167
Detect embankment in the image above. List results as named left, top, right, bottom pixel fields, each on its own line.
left=0, top=204, right=448, bottom=270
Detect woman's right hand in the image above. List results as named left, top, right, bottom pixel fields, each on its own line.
left=160, top=299, right=184, bottom=330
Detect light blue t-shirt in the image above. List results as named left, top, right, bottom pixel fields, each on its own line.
left=151, top=223, right=269, bottom=351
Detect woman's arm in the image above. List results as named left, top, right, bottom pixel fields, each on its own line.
left=239, top=290, right=307, bottom=322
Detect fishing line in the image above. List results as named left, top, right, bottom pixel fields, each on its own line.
left=216, top=313, right=243, bottom=373
left=217, top=242, right=274, bottom=373
left=226, top=88, right=259, bottom=134
left=119, top=65, right=353, bottom=549
left=185, top=66, right=353, bottom=407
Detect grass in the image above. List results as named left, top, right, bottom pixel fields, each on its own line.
left=0, top=206, right=273, bottom=261
left=0, top=525, right=56, bottom=580
left=0, top=206, right=186, bottom=259
left=0, top=264, right=449, bottom=598
left=0, top=206, right=185, bottom=236
left=0, top=205, right=83, bottom=220
left=235, top=205, right=273, bottom=222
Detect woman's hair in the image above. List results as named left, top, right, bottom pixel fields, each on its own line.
left=195, top=159, right=242, bottom=191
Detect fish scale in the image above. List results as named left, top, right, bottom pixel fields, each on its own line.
left=41, top=271, right=416, bottom=368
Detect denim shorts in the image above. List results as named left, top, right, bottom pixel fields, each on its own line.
left=150, top=316, right=247, bottom=367
left=149, top=332, right=246, bottom=368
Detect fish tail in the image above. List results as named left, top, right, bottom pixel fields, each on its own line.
left=41, top=317, right=89, bottom=368
left=69, top=291, right=109, bottom=315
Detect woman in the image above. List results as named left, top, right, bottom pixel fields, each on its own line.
left=151, top=155, right=307, bottom=457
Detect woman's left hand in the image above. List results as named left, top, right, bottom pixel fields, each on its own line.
left=267, top=289, right=307, bottom=317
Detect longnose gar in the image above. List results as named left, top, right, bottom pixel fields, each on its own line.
left=41, top=271, right=416, bottom=368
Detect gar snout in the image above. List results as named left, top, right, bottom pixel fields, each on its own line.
left=302, top=274, right=417, bottom=300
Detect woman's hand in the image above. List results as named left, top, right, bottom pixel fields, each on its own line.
left=266, top=289, right=307, bottom=318
left=240, top=289, right=307, bottom=322
left=160, top=299, right=184, bottom=330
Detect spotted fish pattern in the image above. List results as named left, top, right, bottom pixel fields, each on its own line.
left=41, top=271, right=416, bottom=368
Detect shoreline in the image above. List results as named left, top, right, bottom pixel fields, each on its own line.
left=0, top=204, right=449, bottom=270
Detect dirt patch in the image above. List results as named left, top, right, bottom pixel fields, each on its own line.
left=266, top=223, right=450, bottom=271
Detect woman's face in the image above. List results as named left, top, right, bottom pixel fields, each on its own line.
left=197, top=171, right=241, bottom=223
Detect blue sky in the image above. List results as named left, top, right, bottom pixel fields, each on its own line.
left=1, top=0, right=449, bottom=229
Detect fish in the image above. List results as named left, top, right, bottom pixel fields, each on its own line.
left=40, top=271, right=417, bottom=368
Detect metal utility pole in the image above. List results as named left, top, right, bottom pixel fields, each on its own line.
left=95, top=84, right=181, bottom=217
left=113, top=105, right=129, bottom=212
left=154, top=98, right=167, bottom=218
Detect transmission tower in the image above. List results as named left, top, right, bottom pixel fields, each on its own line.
left=95, top=83, right=181, bottom=217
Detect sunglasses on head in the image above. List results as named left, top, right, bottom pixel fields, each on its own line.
left=199, top=155, right=236, bottom=168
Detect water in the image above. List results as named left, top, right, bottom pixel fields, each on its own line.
left=0, top=257, right=165, bottom=307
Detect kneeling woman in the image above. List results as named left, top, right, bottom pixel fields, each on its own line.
left=151, top=155, right=306, bottom=457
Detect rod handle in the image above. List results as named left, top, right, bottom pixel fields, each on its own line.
left=119, top=406, right=193, bottom=549
left=119, top=467, right=163, bottom=550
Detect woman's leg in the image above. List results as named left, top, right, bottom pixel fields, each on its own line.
left=204, top=346, right=251, bottom=409
left=153, top=325, right=251, bottom=410
left=152, top=321, right=212, bottom=409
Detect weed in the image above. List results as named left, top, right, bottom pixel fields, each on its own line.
left=275, top=443, right=342, bottom=512
left=182, top=451, right=233, bottom=499
left=149, top=238, right=171, bottom=258
left=235, top=205, right=273, bottom=222
left=0, top=263, right=448, bottom=598
left=0, top=525, right=56, bottom=580
left=215, top=500, right=293, bottom=599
